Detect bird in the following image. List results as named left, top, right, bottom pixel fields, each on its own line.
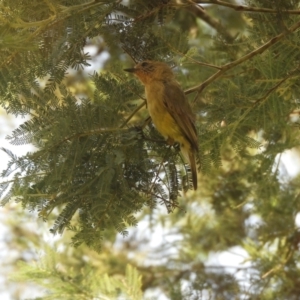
left=124, top=60, right=198, bottom=190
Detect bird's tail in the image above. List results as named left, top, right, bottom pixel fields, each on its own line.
left=180, top=141, right=198, bottom=190
left=188, top=150, right=197, bottom=190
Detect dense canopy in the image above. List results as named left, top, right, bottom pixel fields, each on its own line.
left=1, top=0, right=300, bottom=298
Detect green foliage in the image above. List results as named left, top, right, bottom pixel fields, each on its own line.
left=12, top=246, right=143, bottom=300
left=0, top=2, right=194, bottom=252
left=1, top=0, right=300, bottom=298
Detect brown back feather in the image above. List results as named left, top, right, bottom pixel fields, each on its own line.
left=162, top=80, right=198, bottom=151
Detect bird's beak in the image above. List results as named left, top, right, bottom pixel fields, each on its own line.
left=123, top=67, right=136, bottom=73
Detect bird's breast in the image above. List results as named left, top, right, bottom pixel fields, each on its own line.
left=145, top=82, right=183, bottom=142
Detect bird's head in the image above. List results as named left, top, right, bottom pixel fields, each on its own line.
left=124, top=60, right=174, bottom=85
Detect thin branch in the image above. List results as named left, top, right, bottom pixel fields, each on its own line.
left=109, top=71, right=147, bottom=128
left=185, top=0, right=234, bottom=42
left=0, top=173, right=47, bottom=187
left=228, top=73, right=293, bottom=135
left=120, top=101, right=146, bottom=128
left=122, top=46, right=138, bottom=64
left=195, top=0, right=300, bottom=15
left=0, top=0, right=106, bottom=69
left=158, top=34, right=221, bottom=70
left=262, top=248, right=294, bottom=279
left=185, top=19, right=300, bottom=98
left=184, top=60, right=221, bottom=70
left=147, top=146, right=172, bottom=196
left=254, top=76, right=291, bottom=104
left=134, top=7, right=161, bottom=23
left=199, top=72, right=295, bottom=147
left=48, top=127, right=128, bottom=151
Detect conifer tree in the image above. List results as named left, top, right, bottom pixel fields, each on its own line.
left=1, top=0, right=300, bottom=298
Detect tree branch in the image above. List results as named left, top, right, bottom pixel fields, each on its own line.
left=194, top=0, right=300, bottom=15
left=185, top=0, right=235, bottom=42
left=228, top=74, right=293, bottom=135
left=120, top=101, right=146, bottom=128
left=185, top=19, right=300, bottom=98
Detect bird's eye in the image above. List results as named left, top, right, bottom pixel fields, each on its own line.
left=141, top=61, right=149, bottom=67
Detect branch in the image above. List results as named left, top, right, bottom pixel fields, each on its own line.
left=262, top=247, right=294, bottom=279
left=228, top=74, right=292, bottom=134
left=158, top=35, right=221, bottom=70
left=0, top=172, right=47, bottom=185
left=185, top=0, right=234, bottom=42
left=110, top=72, right=147, bottom=128
left=194, top=0, right=300, bottom=15
left=0, top=0, right=106, bottom=68
left=148, top=146, right=172, bottom=195
left=48, top=127, right=128, bottom=151
left=254, top=76, right=291, bottom=104
left=185, top=19, right=300, bottom=97
left=120, top=101, right=146, bottom=128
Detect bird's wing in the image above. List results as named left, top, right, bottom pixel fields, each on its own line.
left=162, top=80, right=198, bottom=151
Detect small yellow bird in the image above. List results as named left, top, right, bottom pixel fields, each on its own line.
left=124, top=61, right=198, bottom=190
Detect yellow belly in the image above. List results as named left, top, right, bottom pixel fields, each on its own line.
left=149, top=101, right=180, bottom=139
left=146, top=84, right=185, bottom=144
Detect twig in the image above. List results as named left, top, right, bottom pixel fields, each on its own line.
left=194, top=0, right=300, bottom=15
left=184, top=60, right=221, bottom=70
left=262, top=248, right=294, bottom=279
left=158, top=34, right=221, bottom=70
left=49, top=127, right=128, bottom=151
left=148, top=146, right=172, bottom=195
left=120, top=101, right=146, bottom=128
left=186, top=0, right=234, bottom=42
left=185, top=19, right=300, bottom=98
left=122, top=46, right=138, bottom=64
left=254, top=76, right=291, bottom=104
left=228, top=74, right=292, bottom=134
left=0, top=172, right=47, bottom=185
